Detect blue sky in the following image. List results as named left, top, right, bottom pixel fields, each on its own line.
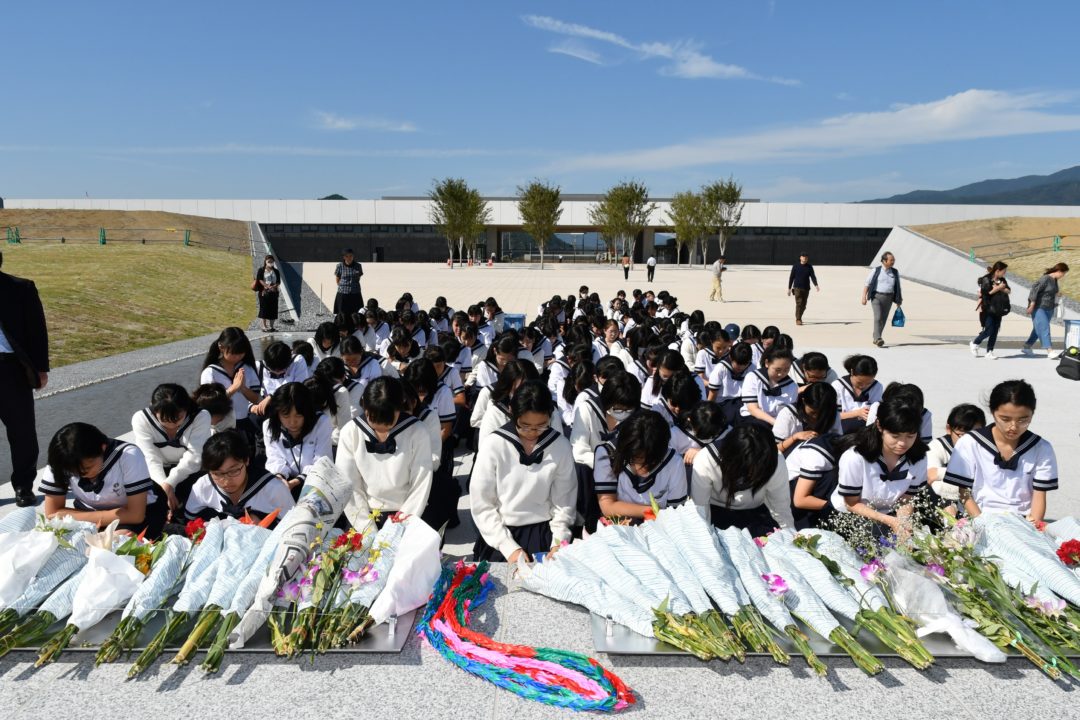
left=3, top=1, right=1080, bottom=202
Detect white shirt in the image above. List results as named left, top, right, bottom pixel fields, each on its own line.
left=865, top=404, right=933, bottom=443
left=328, top=385, right=355, bottom=445
left=569, top=391, right=616, bottom=467
left=690, top=445, right=794, bottom=529
left=263, top=413, right=334, bottom=479
left=39, top=440, right=156, bottom=510
left=416, top=406, right=445, bottom=471
left=707, top=360, right=748, bottom=400
left=470, top=427, right=576, bottom=560
left=438, top=365, right=465, bottom=398
left=927, top=435, right=960, bottom=501
left=866, top=265, right=897, bottom=294
left=772, top=403, right=843, bottom=442
left=336, top=415, right=434, bottom=523
left=593, top=444, right=687, bottom=509
left=131, top=408, right=212, bottom=488
left=477, top=399, right=565, bottom=446
left=694, top=348, right=723, bottom=378
left=646, top=257, right=656, bottom=267
left=833, top=376, right=883, bottom=415
left=255, top=358, right=309, bottom=399
left=199, top=363, right=261, bottom=421
left=943, top=426, right=1057, bottom=515
left=472, top=359, right=500, bottom=390
left=547, top=359, right=571, bottom=404
left=349, top=355, right=383, bottom=398
left=476, top=321, right=495, bottom=347
left=740, top=369, right=798, bottom=418
left=833, top=448, right=927, bottom=513
left=786, top=436, right=839, bottom=486
left=308, top=337, right=341, bottom=363
left=184, top=471, right=295, bottom=522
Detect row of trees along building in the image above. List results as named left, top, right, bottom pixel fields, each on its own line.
left=426, top=178, right=744, bottom=269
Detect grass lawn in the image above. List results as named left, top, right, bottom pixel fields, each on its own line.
left=2, top=243, right=253, bottom=367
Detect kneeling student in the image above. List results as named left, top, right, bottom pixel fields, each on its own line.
left=263, top=382, right=333, bottom=497
left=594, top=410, right=687, bottom=522
left=184, top=429, right=294, bottom=526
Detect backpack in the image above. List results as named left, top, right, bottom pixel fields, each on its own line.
left=1057, top=347, right=1080, bottom=381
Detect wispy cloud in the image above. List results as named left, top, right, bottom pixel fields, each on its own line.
left=313, top=111, right=418, bottom=133
left=747, top=173, right=913, bottom=202
left=522, top=14, right=797, bottom=85
left=549, top=89, right=1080, bottom=172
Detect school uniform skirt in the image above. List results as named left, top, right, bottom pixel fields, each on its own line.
left=258, top=289, right=279, bottom=320
left=717, top=399, right=743, bottom=427
left=708, top=503, right=778, bottom=538
left=472, top=520, right=553, bottom=563
left=421, top=438, right=462, bottom=534
left=790, top=475, right=839, bottom=530
left=840, top=416, right=865, bottom=435
left=574, top=462, right=602, bottom=534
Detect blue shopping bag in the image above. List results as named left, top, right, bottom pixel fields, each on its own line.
left=891, top=306, right=906, bottom=328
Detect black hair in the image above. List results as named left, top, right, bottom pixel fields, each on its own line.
left=422, top=344, right=447, bottom=366
left=946, top=403, right=987, bottom=432
left=509, top=379, right=555, bottom=420
left=564, top=360, right=596, bottom=408
left=451, top=310, right=470, bottom=328
left=467, top=304, right=483, bottom=317
left=798, top=351, right=831, bottom=375
left=491, top=359, right=539, bottom=405
left=728, top=342, right=753, bottom=367
left=400, top=310, right=417, bottom=326
left=843, top=399, right=927, bottom=463
left=333, top=312, right=355, bottom=335
left=761, top=326, right=781, bottom=342
left=881, top=382, right=924, bottom=413
left=388, top=327, right=421, bottom=363
left=435, top=295, right=449, bottom=309
left=651, top=349, right=688, bottom=387
left=313, top=322, right=339, bottom=352
left=263, top=341, right=294, bottom=372
left=192, top=383, right=231, bottom=419
left=201, top=429, right=250, bottom=473
left=595, top=355, right=626, bottom=380
left=796, top=382, right=839, bottom=436
left=339, top=335, right=367, bottom=357
left=291, top=340, right=314, bottom=366
left=843, top=354, right=878, bottom=377
left=988, top=379, right=1037, bottom=413
left=362, top=376, right=405, bottom=426
left=304, top=374, right=336, bottom=415
left=267, top=382, right=319, bottom=442
left=440, top=337, right=462, bottom=363
left=203, top=327, right=257, bottom=370
left=773, top=333, right=794, bottom=352
left=718, top=424, right=779, bottom=506
left=315, top=356, right=348, bottom=384
left=740, top=324, right=762, bottom=343
left=149, top=383, right=196, bottom=423
left=685, top=401, right=728, bottom=442
left=492, top=333, right=521, bottom=359
left=761, top=346, right=795, bottom=367
left=565, top=342, right=593, bottom=367
left=661, top=370, right=702, bottom=418
left=48, top=422, right=109, bottom=481
left=612, top=410, right=671, bottom=474
left=599, top=372, right=642, bottom=412
left=402, top=358, right=440, bottom=406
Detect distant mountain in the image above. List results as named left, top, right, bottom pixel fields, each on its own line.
left=862, top=166, right=1080, bottom=205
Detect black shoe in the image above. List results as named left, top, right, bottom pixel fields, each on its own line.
left=14, top=488, right=37, bottom=507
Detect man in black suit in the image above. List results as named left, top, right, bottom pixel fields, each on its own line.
left=0, top=251, right=50, bottom=507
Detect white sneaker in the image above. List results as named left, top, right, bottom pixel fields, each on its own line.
left=1021, top=345, right=1035, bottom=356
left=969, top=341, right=979, bottom=356
left=1048, top=349, right=1062, bottom=359
left=985, top=351, right=998, bottom=360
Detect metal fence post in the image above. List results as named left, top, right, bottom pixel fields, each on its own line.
left=1054, top=235, right=1061, bottom=252
left=98, top=227, right=106, bottom=245
left=184, top=229, right=191, bottom=246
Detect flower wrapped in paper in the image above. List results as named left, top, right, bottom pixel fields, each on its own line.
left=0, top=506, right=37, bottom=534
left=0, top=529, right=59, bottom=609
left=796, top=529, right=889, bottom=611
left=975, top=513, right=1080, bottom=604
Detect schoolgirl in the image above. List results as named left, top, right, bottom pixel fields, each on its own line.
left=263, top=382, right=333, bottom=498
left=381, top=326, right=422, bottom=378
left=547, top=342, right=591, bottom=408
left=926, top=403, right=985, bottom=512
left=594, top=409, right=686, bottom=522
left=641, top=349, right=690, bottom=409
left=691, top=423, right=793, bottom=536
left=424, top=344, right=466, bottom=407
left=570, top=373, right=641, bottom=508
left=470, top=381, right=577, bottom=562
left=740, top=347, right=798, bottom=426
left=469, top=304, right=495, bottom=346
left=706, top=341, right=753, bottom=425
left=832, top=354, right=883, bottom=434
left=773, top=381, right=842, bottom=454
left=560, top=360, right=595, bottom=431
left=657, top=371, right=705, bottom=454
left=832, top=399, right=928, bottom=534
left=416, top=310, right=439, bottom=347
left=944, top=380, right=1057, bottom=523
left=291, top=340, right=316, bottom=377
left=184, top=429, right=294, bottom=527
left=865, top=382, right=932, bottom=443
left=624, top=326, right=654, bottom=383
left=484, top=297, right=505, bottom=334
left=192, top=383, right=236, bottom=434
left=362, top=309, right=391, bottom=352
left=760, top=326, right=781, bottom=354
left=786, top=431, right=842, bottom=530
left=522, top=326, right=554, bottom=374
left=313, top=358, right=357, bottom=444
left=475, top=360, right=543, bottom=443
left=131, top=383, right=212, bottom=515
left=256, top=340, right=310, bottom=402
left=471, top=333, right=520, bottom=389
left=40, top=422, right=167, bottom=539
left=398, top=311, right=428, bottom=349
left=339, top=335, right=382, bottom=398
left=308, top=322, right=342, bottom=364
left=199, top=327, right=263, bottom=445
left=740, top=324, right=764, bottom=366
left=792, top=351, right=839, bottom=389
left=693, top=328, right=732, bottom=382
left=400, top=359, right=458, bottom=533
left=335, top=377, right=434, bottom=528
left=593, top=319, right=635, bottom=369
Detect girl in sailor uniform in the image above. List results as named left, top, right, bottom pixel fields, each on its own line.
left=429, top=305, right=450, bottom=335
left=184, top=430, right=294, bottom=527
left=313, top=358, right=357, bottom=445
left=476, top=360, right=564, bottom=444
left=865, top=382, right=933, bottom=444
left=641, top=349, right=691, bottom=409
left=469, top=305, right=496, bottom=346
left=944, top=380, right=1057, bottom=523
left=423, top=344, right=465, bottom=404
left=200, top=327, right=263, bottom=446
left=792, top=351, right=839, bottom=389
left=740, top=324, right=764, bottom=367
left=546, top=342, right=589, bottom=407
left=398, top=292, right=421, bottom=314
left=691, top=423, right=794, bottom=536
left=256, top=341, right=310, bottom=401
left=484, top=298, right=506, bottom=334
left=399, top=311, right=428, bottom=349
left=308, top=322, right=342, bottom=365
left=361, top=309, right=391, bottom=353
left=655, top=371, right=706, bottom=455
left=40, top=422, right=167, bottom=539
left=693, top=328, right=733, bottom=384
left=786, top=432, right=841, bottom=530
left=470, top=380, right=577, bottom=562
left=707, top=341, right=753, bottom=425
left=831, top=399, right=928, bottom=535
left=594, top=409, right=687, bottom=522
left=559, top=361, right=595, bottom=431
left=263, top=382, right=333, bottom=497
left=927, top=403, right=985, bottom=508
left=472, top=333, right=524, bottom=390
left=335, top=377, right=434, bottom=529
left=402, top=359, right=459, bottom=531
left=381, top=327, right=422, bottom=378
left=131, top=383, right=212, bottom=518
left=740, top=347, right=798, bottom=427
left=339, top=335, right=382, bottom=403
left=291, top=340, right=316, bottom=377
left=773, top=381, right=842, bottom=454
left=521, top=326, right=553, bottom=374
left=192, top=383, right=236, bottom=435
left=832, top=354, right=883, bottom=435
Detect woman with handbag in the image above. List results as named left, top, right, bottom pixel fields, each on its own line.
left=969, top=261, right=1010, bottom=360
left=254, top=254, right=280, bottom=332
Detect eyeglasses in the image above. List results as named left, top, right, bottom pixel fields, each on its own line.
left=994, top=415, right=1032, bottom=428
left=516, top=423, right=550, bottom=436
left=210, top=464, right=246, bottom=480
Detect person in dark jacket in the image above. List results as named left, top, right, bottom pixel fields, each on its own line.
left=860, top=252, right=902, bottom=347
left=0, top=250, right=50, bottom=507
left=787, top=252, right=820, bottom=325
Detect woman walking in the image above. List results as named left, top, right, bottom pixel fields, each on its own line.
left=969, top=261, right=1010, bottom=360
left=255, top=254, right=280, bottom=332
left=1022, top=262, right=1069, bottom=359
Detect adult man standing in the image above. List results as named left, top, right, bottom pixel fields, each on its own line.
left=708, top=255, right=726, bottom=302
left=787, top=252, right=820, bottom=325
left=333, top=247, right=364, bottom=317
left=861, top=251, right=902, bottom=347
left=0, top=251, right=50, bottom=507
left=646, top=254, right=656, bottom=283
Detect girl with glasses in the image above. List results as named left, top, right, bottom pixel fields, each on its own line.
left=184, top=429, right=293, bottom=527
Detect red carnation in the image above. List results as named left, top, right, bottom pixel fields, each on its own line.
left=186, top=518, right=207, bottom=544
left=1057, top=539, right=1080, bottom=567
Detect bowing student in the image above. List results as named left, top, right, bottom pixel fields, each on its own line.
left=691, top=423, right=794, bottom=536
left=308, top=322, right=342, bottom=364
left=594, top=409, right=687, bottom=522
left=773, top=381, right=842, bottom=455
left=641, top=349, right=690, bottom=409
left=522, top=325, right=554, bottom=374
left=381, top=326, right=422, bottom=378
left=339, top=335, right=382, bottom=400
left=740, top=346, right=798, bottom=427
left=707, top=341, right=753, bottom=425
left=255, top=340, right=310, bottom=400
left=424, top=344, right=466, bottom=408
left=560, top=361, right=595, bottom=431
left=832, top=354, right=883, bottom=434
left=792, top=351, right=839, bottom=390
left=927, top=403, right=986, bottom=505
left=291, top=340, right=316, bottom=377
left=263, top=382, right=333, bottom=497
left=131, top=383, right=212, bottom=516
left=470, top=380, right=576, bottom=562
left=693, top=328, right=732, bottom=384
left=40, top=422, right=167, bottom=539
left=472, top=332, right=521, bottom=389
left=336, top=377, right=434, bottom=528
left=786, top=430, right=842, bottom=530
left=740, top=324, right=764, bottom=366
left=832, top=399, right=928, bottom=535
left=184, top=430, right=294, bottom=527
left=547, top=342, right=590, bottom=408
left=402, top=359, right=458, bottom=533
left=866, top=382, right=933, bottom=444
left=475, top=360, right=560, bottom=443
left=192, top=383, right=236, bottom=434
left=944, top=380, right=1057, bottom=524
left=313, top=358, right=356, bottom=445
left=199, top=327, right=263, bottom=445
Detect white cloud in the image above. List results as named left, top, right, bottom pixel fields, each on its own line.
left=522, top=14, right=797, bottom=84
left=746, top=173, right=913, bottom=202
left=550, top=89, right=1080, bottom=172
left=313, top=111, right=418, bottom=133
left=549, top=40, right=605, bottom=65
left=0, top=143, right=535, bottom=159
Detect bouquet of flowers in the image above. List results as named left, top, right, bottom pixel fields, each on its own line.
left=0, top=506, right=37, bottom=534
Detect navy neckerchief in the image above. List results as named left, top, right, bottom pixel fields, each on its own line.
left=876, top=456, right=911, bottom=482
left=77, top=439, right=126, bottom=494
left=840, top=375, right=872, bottom=403
left=493, top=423, right=559, bottom=466
left=355, top=414, right=418, bottom=455
left=970, top=425, right=1040, bottom=471
left=143, top=408, right=196, bottom=449
left=623, top=448, right=676, bottom=494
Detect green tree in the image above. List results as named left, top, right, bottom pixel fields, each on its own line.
left=428, top=178, right=491, bottom=268
left=319, top=193, right=348, bottom=200
left=700, top=176, right=745, bottom=267
left=516, top=180, right=563, bottom=269
left=588, top=180, right=656, bottom=267
left=665, top=190, right=706, bottom=266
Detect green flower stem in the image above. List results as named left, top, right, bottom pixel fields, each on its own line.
left=200, top=612, right=241, bottom=673
left=731, top=606, right=789, bottom=664
left=96, top=617, right=144, bottom=665
left=128, top=611, right=190, bottom=678
left=36, top=623, right=79, bottom=667
left=855, top=609, right=934, bottom=669
left=827, top=626, right=884, bottom=676
left=785, top=625, right=827, bottom=676
left=0, top=608, right=21, bottom=637
left=171, top=606, right=221, bottom=665
left=0, top=611, right=59, bottom=659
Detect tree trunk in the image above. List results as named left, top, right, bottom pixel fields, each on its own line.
left=458, top=237, right=464, bottom=267
left=539, top=244, right=545, bottom=269
left=701, top=238, right=708, bottom=268
left=717, top=231, right=726, bottom=258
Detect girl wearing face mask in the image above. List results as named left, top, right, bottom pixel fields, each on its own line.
left=641, top=349, right=689, bottom=409
left=255, top=254, right=280, bottom=332
left=263, top=382, right=333, bottom=498
left=832, top=354, right=882, bottom=435
left=594, top=410, right=686, bottom=522
left=831, top=399, right=928, bottom=535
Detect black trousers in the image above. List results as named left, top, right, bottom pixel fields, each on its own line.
left=0, top=356, right=38, bottom=494
left=647, top=265, right=655, bottom=282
